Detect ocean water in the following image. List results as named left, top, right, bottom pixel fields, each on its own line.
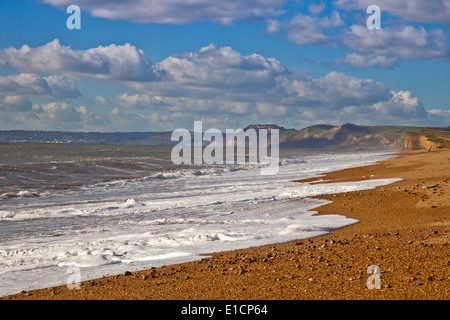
left=0, top=144, right=401, bottom=296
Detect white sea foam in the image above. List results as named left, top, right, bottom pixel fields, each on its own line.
left=0, top=151, right=401, bottom=296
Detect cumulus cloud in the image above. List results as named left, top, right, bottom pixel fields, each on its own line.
left=428, top=109, right=450, bottom=119
left=35, top=1, right=450, bottom=72
left=44, top=75, right=81, bottom=98
left=334, top=0, right=450, bottom=25
left=93, top=96, right=109, bottom=105
left=115, top=93, right=169, bottom=109
left=0, top=73, right=81, bottom=117
left=276, top=89, right=444, bottom=128
left=373, top=91, right=428, bottom=118
left=0, top=73, right=80, bottom=98
left=124, top=43, right=289, bottom=107
left=308, top=2, right=326, bottom=15
left=107, top=107, right=150, bottom=129
left=122, top=46, right=392, bottom=114
left=0, top=73, right=50, bottom=95
left=32, top=102, right=82, bottom=122
left=261, top=1, right=450, bottom=68
left=266, top=10, right=344, bottom=44
left=1, top=41, right=447, bottom=129
left=339, top=90, right=428, bottom=123
left=426, top=109, right=450, bottom=126
left=5, top=103, right=114, bottom=131
left=334, top=53, right=398, bottom=69
left=0, top=95, right=33, bottom=112
left=276, top=70, right=391, bottom=108
left=335, top=25, right=449, bottom=68
left=143, top=45, right=447, bottom=127
left=123, top=45, right=437, bottom=127
left=0, top=39, right=161, bottom=81
left=43, top=0, right=285, bottom=24
left=156, top=43, right=287, bottom=88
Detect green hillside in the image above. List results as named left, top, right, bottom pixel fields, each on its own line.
left=306, top=124, right=335, bottom=135
left=338, top=124, right=423, bottom=142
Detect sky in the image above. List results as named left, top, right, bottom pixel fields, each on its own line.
left=0, top=0, right=449, bottom=132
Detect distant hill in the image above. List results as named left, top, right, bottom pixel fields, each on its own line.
left=248, top=123, right=423, bottom=150
left=0, top=130, right=174, bottom=146
left=1, top=124, right=449, bottom=150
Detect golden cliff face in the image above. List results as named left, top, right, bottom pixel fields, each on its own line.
left=404, top=132, right=430, bottom=150
left=404, top=130, right=450, bottom=150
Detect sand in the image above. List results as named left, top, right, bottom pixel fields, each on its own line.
left=2, top=149, right=449, bottom=300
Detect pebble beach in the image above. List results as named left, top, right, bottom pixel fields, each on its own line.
left=3, top=149, right=449, bottom=300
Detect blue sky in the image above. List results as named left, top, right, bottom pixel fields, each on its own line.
left=0, top=0, right=449, bottom=131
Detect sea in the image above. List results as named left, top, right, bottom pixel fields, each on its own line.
left=0, top=143, right=401, bottom=296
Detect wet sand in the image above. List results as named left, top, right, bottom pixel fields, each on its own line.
left=3, top=149, right=449, bottom=300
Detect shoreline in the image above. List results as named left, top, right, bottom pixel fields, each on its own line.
left=2, top=149, right=449, bottom=300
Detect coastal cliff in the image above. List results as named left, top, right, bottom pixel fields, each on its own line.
left=404, top=129, right=450, bottom=150
left=246, top=123, right=415, bottom=150
left=1, top=124, right=449, bottom=150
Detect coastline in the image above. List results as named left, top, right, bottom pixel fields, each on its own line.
left=2, top=149, right=449, bottom=300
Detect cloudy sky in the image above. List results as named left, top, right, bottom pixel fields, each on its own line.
left=0, top=0, right=449, bottom=131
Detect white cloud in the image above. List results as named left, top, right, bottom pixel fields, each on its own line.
left=308, top=2, right=326, bottom=15
left=33, top=0, right=450, bottom=73
left=334, top=53, right=398, bottom=69
left=93, top=96, right=109, bottom=105
left=374, top=91, right=428, bottom=118
left=266, top=19, right=281, bottom=34
left=43, top=0, right=285, bottom=24
left=334, top=0, right=450, bottom=25
left=115, top=93, right=169, bottom=109
left=44, top=75, right=81, bottom=98
left=123, top=61, right=421, bottom=127
left=123, top=46, right=392, bottom=116
left=0, top=39, right=161, bottom=81
left=344, top=90, right=428, bottom=122
left=1, top=41, right=447, bottom=129
left=218, top=101, right=252, bottom=115
left=428, top=109, right=450, bottom=119
left=424, top=109, right=450, bottom=126
left=0, top=73, right=80, bottom=98
left=2, top=102, right=129, bottom=131
left=302, top=90, right=438, bottom=127
left=267, top=10, right=344, bottom=45
left=0, top=95, right=32, bottom=112
left=338, top=25, right=448, bottom=68
left=105, top=105, right=193, bottom=131
left=262, top=1, right=450, bottom=68
left=287, top=11, right=344, bottom=44
left=0, top=73, right=50, bottom=95
left=32, top=102, right=82, bottom=122
left=277, top=71, right=391, bottom=108
left=156, top=43, right=287, bottom=88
